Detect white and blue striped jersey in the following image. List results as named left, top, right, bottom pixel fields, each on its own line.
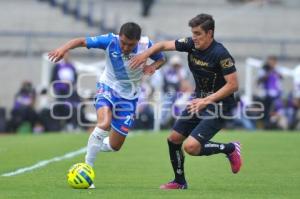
left=86, top=33, right=163, bottom=99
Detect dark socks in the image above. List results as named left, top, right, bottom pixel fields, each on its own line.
left=167, top=139, right=186, bottom=184
left=198, top=141, right=235, bottom=156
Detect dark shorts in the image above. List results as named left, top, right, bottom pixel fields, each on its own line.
left=173, top=104, right=233, bottom=144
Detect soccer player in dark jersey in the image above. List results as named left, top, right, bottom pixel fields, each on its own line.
left=130, top=14, right=242, bottom=189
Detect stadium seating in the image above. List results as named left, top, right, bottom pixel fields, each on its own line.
left=0, top=0, right=300, bottom=109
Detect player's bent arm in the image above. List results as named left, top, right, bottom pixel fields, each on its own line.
left=150, top=58, right=166, bottom=70
left=61, top=37, right=87, bottom=50
left=205, top=72, right=239, bottom=104
left=143, top=58, right=166, bottom=75
left=148, top=40, right=176, bottom=54
left=48, top=37, right=87, bottom=62
left=130, top=41, right=175, bottom=68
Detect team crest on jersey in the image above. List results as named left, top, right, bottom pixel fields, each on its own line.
left=178, top=38, right=188, bottom=43
left=220, top=58, right=234, bottom=68
left=90, top=37, right=98, bottom=42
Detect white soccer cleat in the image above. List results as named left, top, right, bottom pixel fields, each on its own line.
left=88, top=183, right=96, bottom=189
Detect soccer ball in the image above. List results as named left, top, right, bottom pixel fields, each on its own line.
left=67, top=163, right=95, bottom=189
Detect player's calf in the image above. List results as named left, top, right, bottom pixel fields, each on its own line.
left=107, top=129, right=126, bottom=151
left=85, top=127, right=109, bottom=167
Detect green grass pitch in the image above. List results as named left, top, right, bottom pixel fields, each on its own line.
left=0, top=130, right=299, bottom=199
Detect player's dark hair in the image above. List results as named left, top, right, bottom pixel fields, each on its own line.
left=119, top=22, right=141, bottom=40
left=189, top=14, right=215, bottom=37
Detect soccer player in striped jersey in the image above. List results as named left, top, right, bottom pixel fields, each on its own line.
left=49, top=22, right=165, bottom=188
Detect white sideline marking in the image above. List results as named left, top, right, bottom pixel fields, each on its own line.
left=1, top=147, right=86, bottom=177
left=1, top=131, right=149, bottom=177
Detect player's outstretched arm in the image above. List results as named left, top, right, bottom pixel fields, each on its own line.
left=130, top=40, right=175, bottom=69
left=48, top=37, right=87, bottom=62
left=143, top=58, right=166, bottom=75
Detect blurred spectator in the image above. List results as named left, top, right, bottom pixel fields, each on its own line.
left=35, top=88, right=61, bottom=132
left=231, top=94, right=256, bottom=131
left=141, top=0, right=155, bottom=17
left=78, top=94, right=96, bottom=131
left=160, top=55, right=189, bottom=128
left=269, top=98, right=288, bottom=130
left=51, top=52, right=77, bottom=96
left=135, top=77, right=154, bottom=130
left=162, top=55, right=188, bottom=94
left=293, top=64, right=300, bottom=108
left=0, top=107, right=6, bottom=132
left=257, top=56, right=283, bottom=129
left=173, top=79, right=193, bottom=117
left=291, top=64, right=300, bottom=129
left=50, top=53, right=80, bottom=131
left=7, top=81, right=38, bottom=132
left=285, top=92, right=298, bottom=130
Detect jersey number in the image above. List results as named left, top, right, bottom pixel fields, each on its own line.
left=124, top=115, right=131, bottom=125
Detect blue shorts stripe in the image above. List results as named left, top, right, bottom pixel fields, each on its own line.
left=94, top=95, right=113, bottom=110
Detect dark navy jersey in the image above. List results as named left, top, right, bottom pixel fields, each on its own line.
left=175, top=37, right=237, bottom=106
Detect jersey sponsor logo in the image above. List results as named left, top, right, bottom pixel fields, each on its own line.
left=190, top=55, right=209, bottom=67
left=220, top=58, right=234, bottom=68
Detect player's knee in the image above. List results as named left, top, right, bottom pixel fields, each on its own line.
left=96, top=121, right=110, bottom=131
left=96, top=109, right=112, bottom=131
left=168, top=131, right=185, bottom=144
left=183, top=142, right=201, bottom=156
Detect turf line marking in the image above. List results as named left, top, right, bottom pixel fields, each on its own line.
left=1, top=147, right=87, bottom=177
left=1, top=132, right=148, bottom=177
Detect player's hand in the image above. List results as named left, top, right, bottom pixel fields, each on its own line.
left=48, top=48, right=66, bottom=63
left=129, top=53, right=148, bottom=69
left=187, top=98, right=211, bottom=114
left=143, top=65, right=156, bottom=76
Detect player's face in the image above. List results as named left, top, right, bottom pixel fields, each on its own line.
left=191, top=26, right=213, bottom=50
left=119, top=34, right=139, bottom=55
